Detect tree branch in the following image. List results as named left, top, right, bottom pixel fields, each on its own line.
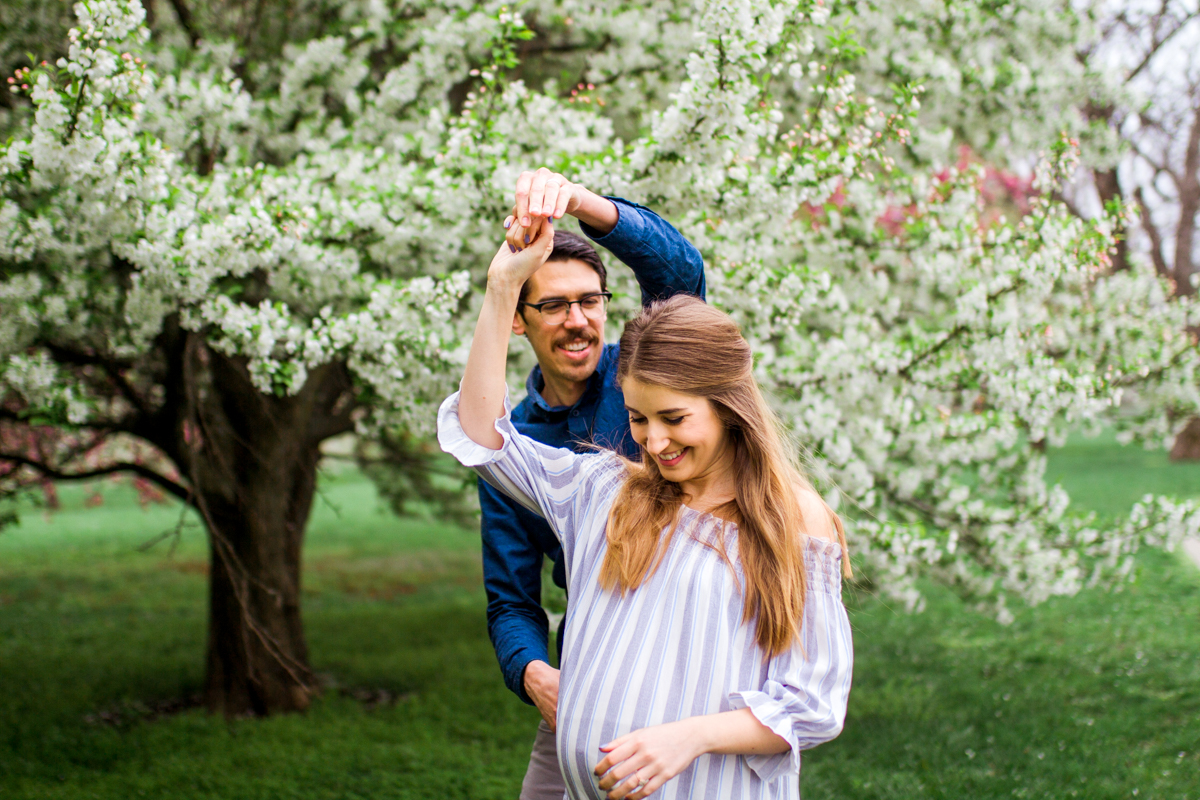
left=167, top=0, right=200, bottom=47
left=897, top=283, right=1021, bottom=379
left=1135, top=185, right=1172, bottom=278
left=307, top=410, right=356, bottom=445
left=1126, top=5, right=1197, bottom=83
left=0, top=452, right=192, bottom=504
left=1129, top=137, right=1170, bottom=177
left=1112, top=342, right=1199, bottom=387
left=63, top=75, right=89, bottom=143
left=521, top=34, right=613, bottom=57
left=41, top=342, right=152, bottom=418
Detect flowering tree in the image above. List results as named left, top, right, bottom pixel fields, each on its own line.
left=2, top=0, right=1199, bottom=715
left=826, top=0, right=1200, bottom=459
left=1072, top=0, right=1200, bottom=458
left=0, top=0, right=475, bottom=714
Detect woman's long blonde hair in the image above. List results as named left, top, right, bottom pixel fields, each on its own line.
left=602, top=296, right=851, bottom=656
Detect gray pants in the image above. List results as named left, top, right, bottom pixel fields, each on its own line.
left=519, top=720, right=566, bottom=800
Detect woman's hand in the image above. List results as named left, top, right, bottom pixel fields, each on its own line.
left=593, top=709, right=790, bottom=799
left=458, top=218, right=555, bottom=450
left=593, top=718, right=705, bottom=800
left=488, top=217, right=555, bottom=294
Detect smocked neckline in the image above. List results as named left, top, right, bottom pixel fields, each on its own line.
left=677, top=505, right=843, bottom=558
left=679, top=503, right=735, bottom=527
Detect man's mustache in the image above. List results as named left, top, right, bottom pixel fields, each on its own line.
left=554, top=332, right=599, bottom=348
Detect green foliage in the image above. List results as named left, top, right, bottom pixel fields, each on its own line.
left=0, top=0, right=71, bottom=119
left=354, top=432, right=478, bottom=527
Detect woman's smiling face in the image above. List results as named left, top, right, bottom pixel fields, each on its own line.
left=621, top=378, right=734, bottom=486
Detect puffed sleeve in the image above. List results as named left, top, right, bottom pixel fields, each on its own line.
left=437, top=389, right=619, bottom=546
left=727, top=536, right=853, bottom=782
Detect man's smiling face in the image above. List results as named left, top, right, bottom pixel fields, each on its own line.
left=513, top=259, right=607, bottom=393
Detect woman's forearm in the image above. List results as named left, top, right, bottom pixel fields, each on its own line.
left=458, top=282, right=521, bottom=449
left=594, top=707, right=790, bottom=797
left=459, top=222, right=556, bottom=448
left=691, top=708, right=790, bottom=757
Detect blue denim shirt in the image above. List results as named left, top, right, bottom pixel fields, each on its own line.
left=479, top=197, right=706, bottom=704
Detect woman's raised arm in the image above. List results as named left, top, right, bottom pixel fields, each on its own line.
left=458, top=222, right=556, bottom=449
left=441, top=219, right=620, bottom=551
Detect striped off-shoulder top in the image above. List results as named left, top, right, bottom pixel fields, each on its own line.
left=438, top=390, right=853, bottom=800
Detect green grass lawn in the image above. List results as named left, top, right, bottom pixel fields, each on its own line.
left=0, top=437, right=1198, bottom=799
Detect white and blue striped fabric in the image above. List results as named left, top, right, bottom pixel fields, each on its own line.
left=438, top=391, right=853, bottom=799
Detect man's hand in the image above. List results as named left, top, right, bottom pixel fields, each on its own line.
left=593, top=718, right=706, bottom=800
left=514, top=168, right=583, bottom=226
left=523, top=659, right=561, bottom=732
left=505, top=168, right=619, bottom=251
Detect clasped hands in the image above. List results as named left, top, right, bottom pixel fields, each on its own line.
left=488, top=167, right=592, bottom=293
left=486, top=167, right=582, bottom=290
left=505, top=167, right=585, bottom=253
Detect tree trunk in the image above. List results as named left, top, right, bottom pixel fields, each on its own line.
left=1170, top=416, right=1200, bottom=462
left=178, top=342, right=354, bottom=715
left=1173, top=101, right=1200, bottom=297
left=200, top=449, right=318, bottom=716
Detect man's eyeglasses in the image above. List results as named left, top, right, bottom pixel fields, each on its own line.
left=519, top=292, right=612, bottom=325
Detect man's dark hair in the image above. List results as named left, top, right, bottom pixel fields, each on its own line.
left=518, top=230, right=608, bottom=311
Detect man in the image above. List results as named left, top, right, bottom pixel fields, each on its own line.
left=482, top=168, right=705, bottom=799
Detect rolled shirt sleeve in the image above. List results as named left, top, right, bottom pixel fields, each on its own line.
left=727, top=537, right=854, bottom=783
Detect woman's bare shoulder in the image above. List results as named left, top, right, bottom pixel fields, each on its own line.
left=794, top=485, right=838, bottom=543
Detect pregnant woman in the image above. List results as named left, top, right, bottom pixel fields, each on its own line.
left=438, top=220, right=854, bottom=799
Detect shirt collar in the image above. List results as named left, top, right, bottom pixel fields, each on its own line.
left=525, top=351, right=612, bottom=414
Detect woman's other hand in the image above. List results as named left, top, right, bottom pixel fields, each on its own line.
left=593, top=708, right=789, bottom=799
left=488, top=218, right=555, bottom=294
left=593, top=718, right=704, bottom=800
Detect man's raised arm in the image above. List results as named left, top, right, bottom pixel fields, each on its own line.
left=507, top=168, right=706, bottom=305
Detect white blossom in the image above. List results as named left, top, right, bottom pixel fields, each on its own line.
left=1, top=0, right=1197, bottom=616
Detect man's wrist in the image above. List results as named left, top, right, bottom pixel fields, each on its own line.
left=523, top=658, right=552, bottom=683
left=522, top=659, right=555, bottom=701
left=569, top=189, right=619, bottom=234
left=522, top=658, right=543, bottom=687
